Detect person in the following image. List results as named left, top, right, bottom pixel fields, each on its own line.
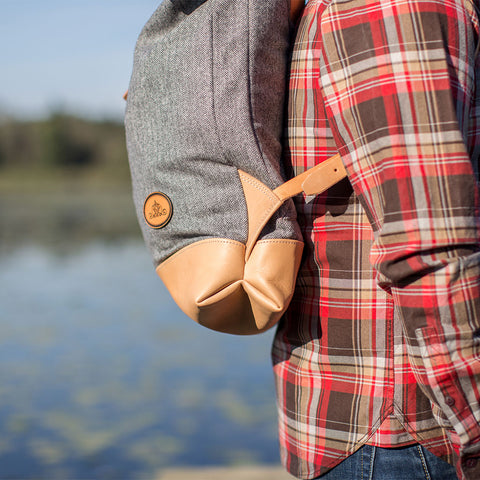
left=273, top=0, right=480, bottom=478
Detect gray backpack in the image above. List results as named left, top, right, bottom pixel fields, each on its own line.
left=124, top=0, right=345, bottom=334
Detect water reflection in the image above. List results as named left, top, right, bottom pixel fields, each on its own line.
left=0, top=242, right=279, bottom=479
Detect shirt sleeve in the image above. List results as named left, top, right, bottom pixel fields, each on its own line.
left=317, top=0, right=480, bottom=477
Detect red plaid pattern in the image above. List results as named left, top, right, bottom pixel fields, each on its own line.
left=272, top=0, right=480, bottom=478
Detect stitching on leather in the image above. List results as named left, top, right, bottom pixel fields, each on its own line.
left=158, top=238, right=245, bottom=269
left=255, top=239, right=303, bottom=246
left=238, top=170, right=279, bottom=203
left=159, top=237, right=301, bottom=271
left=238, top=170, right=283, bottom=254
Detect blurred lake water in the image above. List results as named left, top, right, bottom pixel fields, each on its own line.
left=0, top=189, right=281, bottom=479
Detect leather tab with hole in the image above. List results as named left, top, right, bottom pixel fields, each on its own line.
left=301, top=154, right=347, bottom=196
left=273, top=153, right=346, bottom=201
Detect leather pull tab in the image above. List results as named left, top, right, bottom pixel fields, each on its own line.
left=301, top=154, right=347, bottom=196
left=290, top=0, right=304, bottom=21
left=238, top=171, right=282, bottom=260
left=274, top=154, right=347, bottom=201
left=238, top=154, right=347, bottom=260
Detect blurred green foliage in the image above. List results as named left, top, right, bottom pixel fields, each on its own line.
left=0, top=112, right=136, bottom=250
left=0, top=112, right=129, bottom=180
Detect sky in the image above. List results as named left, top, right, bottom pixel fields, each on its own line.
left=2, top=0, right=161, bottom=120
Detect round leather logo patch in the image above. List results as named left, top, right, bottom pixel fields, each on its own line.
left=143, top=192, right=173, bottom=229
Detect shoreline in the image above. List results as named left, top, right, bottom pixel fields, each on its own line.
left=157, top=465, right=294, bottom=479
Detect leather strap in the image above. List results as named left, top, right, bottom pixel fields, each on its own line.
left=290, top=0, right=304, bottom=21
left=239, top=153, right=348, bottom=259
left=274, top=153, right=347, bottom=201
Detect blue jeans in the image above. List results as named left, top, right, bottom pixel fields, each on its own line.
left=317, top=444, right=459, bottom=479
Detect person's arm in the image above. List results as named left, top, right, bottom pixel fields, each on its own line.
left=317, top=0, right=480, bottom=478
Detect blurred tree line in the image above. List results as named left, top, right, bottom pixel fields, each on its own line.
left=0, top=112, right=130, bottom=181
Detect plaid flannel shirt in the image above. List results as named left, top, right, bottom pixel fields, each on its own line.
left=272, top=0, right=480, bottom=478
